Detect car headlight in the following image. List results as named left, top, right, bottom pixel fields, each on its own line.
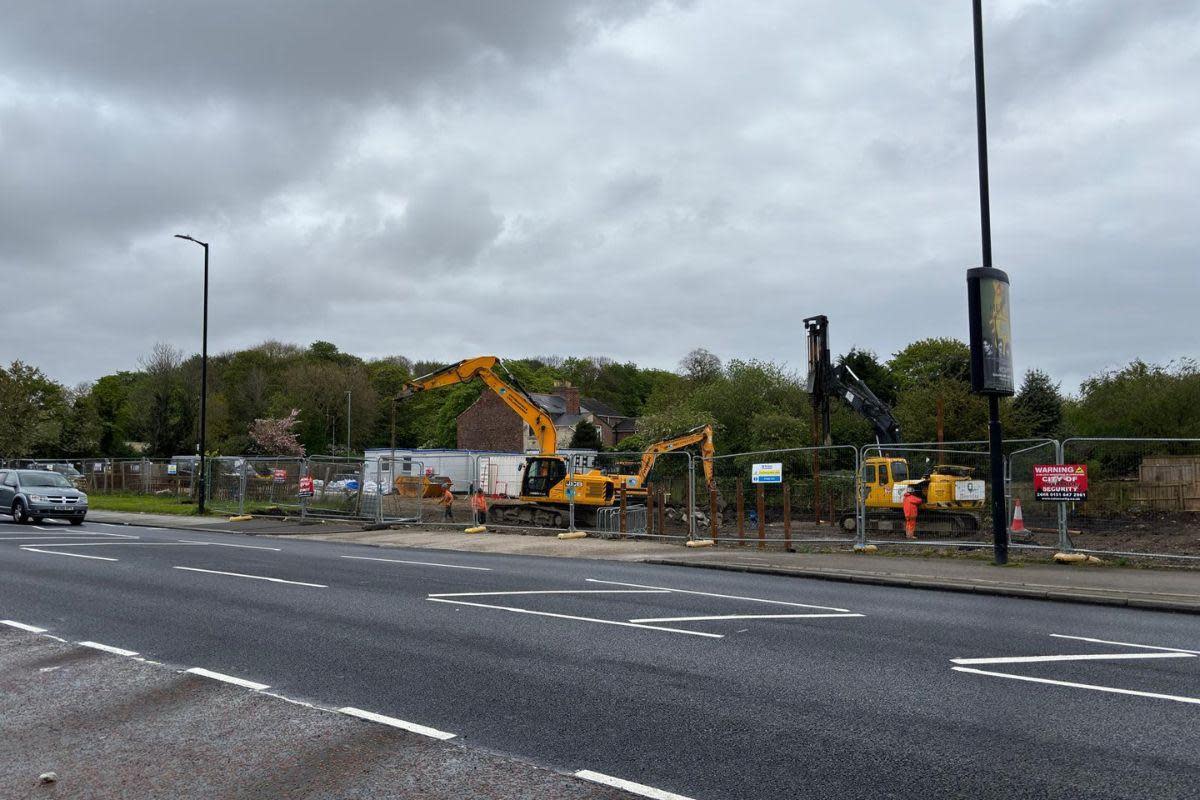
left=27, top=494, right=45, bottom=502
left=78, top=494, right=89, bottom=505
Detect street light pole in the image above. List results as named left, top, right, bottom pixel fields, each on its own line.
left=346, top=391, right=352, bottom=456
left=969, top=0, right=1009, bottom=565
left=174, top=234, right=209, bottom=515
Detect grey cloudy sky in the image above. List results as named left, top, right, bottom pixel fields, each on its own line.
left=2, top=0, right=1196, bottom=393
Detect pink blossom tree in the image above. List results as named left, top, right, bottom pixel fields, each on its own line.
left=248, top=409, right=306, bottom=456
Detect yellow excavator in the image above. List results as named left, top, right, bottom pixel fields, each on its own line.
left=396, top=356, right=636, bottom=528
left=628, top=424, right=716, bottom=493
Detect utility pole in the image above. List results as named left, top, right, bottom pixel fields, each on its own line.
left=346, top=391, right=352, bottom=456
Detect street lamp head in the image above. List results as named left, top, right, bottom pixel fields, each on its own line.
left=174, top=233, right=207, bottom=247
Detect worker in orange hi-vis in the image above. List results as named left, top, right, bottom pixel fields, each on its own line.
left=471, top=489, right=488, bottom=526
left=440, top=484, right=455, bottom=521
left=902, top=484, right=925, bottom=540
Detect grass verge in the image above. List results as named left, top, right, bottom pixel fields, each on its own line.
left=87, top=492, right=206, bottom=516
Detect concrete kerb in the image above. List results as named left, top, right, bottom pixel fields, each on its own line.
left=641, top=559, right=1200, bottom=615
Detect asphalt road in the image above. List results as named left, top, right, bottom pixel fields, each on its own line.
left=1, top=519, right=1197, bottom=800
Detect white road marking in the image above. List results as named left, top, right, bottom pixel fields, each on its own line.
left=1049, top=634, right=1200, bottom=655
left=1, top=620, right=47, bottom=633
left=951, top=652, right=1194, bottom=666
left=0, top=536, right=119, bottom=541
left=574, top=769, right=697, bottom=800
left=172, top=566, right=326, bottom=588
left=79, top=641, right=139, bottom=657
left=586, top=577, right=852, bottom=612
left=21, top=542, right=205, bottom=548
left=629, top=613, right=866, bottom=623
left=952, top=666, right=1200, bottom=706
left=185, top=667, right=270, bottom=691
left=21, top=547, right=117, bottom=561
left=175, top=540, right=282, bottom=551
left=428, top=589, right=670, bottom=598
left=341, top=555, right=491, bottom=571
left=338, top=707, right=457, bottom=740
left=426, top=598, right=723, bottom=638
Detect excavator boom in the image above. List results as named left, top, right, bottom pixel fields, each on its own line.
left=634, top=424, right=716, bottom=490
left=396, top=356, right=558, bottom=455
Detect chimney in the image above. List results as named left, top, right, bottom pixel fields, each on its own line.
left=555, top=381, right=581, bottom=415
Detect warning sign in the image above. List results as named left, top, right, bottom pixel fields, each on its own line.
left=1034, top=464, right=1088, bottom=501
left=298, top=476, right=314, bottom=497
left=273, top=468, right=288, bottom=483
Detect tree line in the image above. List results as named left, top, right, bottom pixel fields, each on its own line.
left=1, top=339, right=1197, bottom=460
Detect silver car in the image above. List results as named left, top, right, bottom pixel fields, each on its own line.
left=0, top=469, right=89, bottom=525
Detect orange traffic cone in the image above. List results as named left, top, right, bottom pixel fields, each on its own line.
left=1010, top=497, right=1026, bottom=534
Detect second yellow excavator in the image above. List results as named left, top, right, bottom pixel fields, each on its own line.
left=628, top=424, right=716, bottom=494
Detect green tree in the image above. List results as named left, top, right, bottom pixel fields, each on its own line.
left=0, top=361, right=67, bottom=457
left=1012, top=369, right=1063, bottom=439
left=888, top=338, right=971, bottom=389
left=568, top=419, right=602, bottom=450
left=1066, top=359, right=1200, bottom=437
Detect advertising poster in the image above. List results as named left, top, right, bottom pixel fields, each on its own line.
left=967, top=267, right=1015, bottom=395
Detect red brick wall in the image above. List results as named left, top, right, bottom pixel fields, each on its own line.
left=456, top=392, right=524, bottom=451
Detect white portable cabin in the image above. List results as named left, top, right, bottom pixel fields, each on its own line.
left=363, top=448, right=599, bottom=498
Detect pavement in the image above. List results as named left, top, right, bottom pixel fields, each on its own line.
left=0, top=628, right=628, bottom=800
left=84, top=511, right=1200, bottom=614
left=2, top=515, right=1199, bottom=799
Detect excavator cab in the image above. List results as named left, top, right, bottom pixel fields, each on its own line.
left=520, top=456, right=567, bottom=498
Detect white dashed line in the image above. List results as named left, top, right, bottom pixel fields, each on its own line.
left=1, top=620, right=48, bottom=633
left=172, top=566, right=326, bottom=587
left=427, top=590, right=669, bottom=598
left=341, top=555, right=491, bottom=571
left=79, top=641, right=139, bottom=657
left=629, top=613, right=865, bottom=623
left=176, top=540, right=282, bottom=551
left=338, top=707, right=457, bottom=740
left=21, top=547, right=118, bottom=561
left=952, top=666, right=1200, bottom=705
left=426, top=597, right=723, bottom=638
left=584, top=578, right=852, bottom=612
left=185, top=667, right=270, bottom=691
left=574, top=769, right=697, bottom=800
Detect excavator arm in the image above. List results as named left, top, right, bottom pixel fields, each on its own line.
left=634, top=424, right=716, bottom=490
left=395, top=356, right=559, bottom=455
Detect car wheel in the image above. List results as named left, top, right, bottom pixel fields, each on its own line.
left=69, top=517, right=85, bottom=526
left=12, top=501, right=29, bottom=523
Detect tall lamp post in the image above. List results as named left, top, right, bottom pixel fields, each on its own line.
left=174, top=234, right=209, bottom=515
left=967, top=0, right=1015, bottom=565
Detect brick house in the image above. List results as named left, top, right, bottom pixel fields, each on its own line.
left=456, top=383, right=638, bottom=452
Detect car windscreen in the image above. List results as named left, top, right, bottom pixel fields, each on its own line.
left=18, top=471, right=74, bottom=488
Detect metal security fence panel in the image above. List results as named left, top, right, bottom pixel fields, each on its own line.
left=1060, top=438, right=1200, bottom=562
left=1006, top=440, right=1061, bottom=547
left=704, top=446, right=859, bottom=548
left=205, top=457, right=247, bottom=514
left=574, top=450, right=694, bottom=539
left=304, top=455, right=369, bottom=519
left=379, top=459, right=427, bottom=523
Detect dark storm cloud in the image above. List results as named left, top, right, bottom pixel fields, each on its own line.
left=0, top=0, right=1195, bottom=394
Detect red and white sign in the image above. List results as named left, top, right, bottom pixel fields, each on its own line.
left=273, top=468, right=288, bottom=483
left=298, top=475, right=315, bottom=497
left=1033, top=464, right=1088, bottom=501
